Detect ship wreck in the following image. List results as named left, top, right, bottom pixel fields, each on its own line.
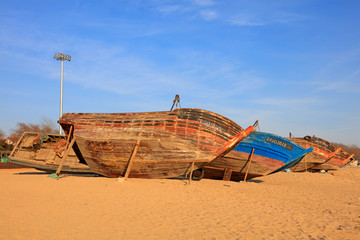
left=57, top=100, right=255, bottom=179
left=8, top=132, right=90, bottom=173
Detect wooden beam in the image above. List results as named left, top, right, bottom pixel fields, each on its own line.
left=344, top=154, right=354, bottom=164
left=9, top=132, right=27, bottom=156
left=124, top=139, right=141, bottom=179
left=243, top=148, right=255, bottom=182
left=188, top=161, right=195, bottom=185
left=222, top=168, right=233, bottom=181
left=64, top=126, right=74, bottom=150
left=55, top=137, right=76, bottom=175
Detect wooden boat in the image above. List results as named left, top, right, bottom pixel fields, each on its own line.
left=200, top=131, right=313, bottom=181
left=289, top=136, right=347, bottom=171
left=58, top=108, right=255, bottom=178
left=8, top=132, right=91, bottom=173
left=311, top=148, right=354, bottom=171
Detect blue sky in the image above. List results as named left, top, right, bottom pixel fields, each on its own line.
left=1, top=0, right=359, bottom=146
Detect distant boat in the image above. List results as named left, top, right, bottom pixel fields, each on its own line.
left=289, top=136, right=353, bottom=171
left=8, top=132, right=91, bottom=173
left=200, top=131, right=313, bottom=181
left=58, top=108, right=255, bottom=179
left=313, top=148, right=355, bottom=170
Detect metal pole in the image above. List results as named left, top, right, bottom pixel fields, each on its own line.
left=59, top=60, right=64, bottom=134
left=54, top=52, right=71, bottom=135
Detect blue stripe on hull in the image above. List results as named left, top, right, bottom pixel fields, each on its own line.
left=233, top=131, right=313, bottom=173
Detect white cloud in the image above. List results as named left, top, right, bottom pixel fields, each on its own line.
left=228, top=10, right=307, bottom=27
left=200, top=9, right=218, bottom=21
left=228, top=14, right=266, bottom=26
left=313, top=80, right=360, bottom=93
left=309, top=48, right=360, bottom=93
left=252, top=97, right=324, bottom=108
left=192, top=0, right=216, bottom=7
left=157, top=5, right=184, bottom=14
left=155, top=1, right=218, bottom=22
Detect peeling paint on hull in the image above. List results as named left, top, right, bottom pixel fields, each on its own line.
left=58, top=108, right=249, bottom=178
left=203, top=131, right=312, bottom=181
left=289, top=136, right=354, bottom=171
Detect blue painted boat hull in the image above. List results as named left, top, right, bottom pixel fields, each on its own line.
left=203, top=131, right=313, bottom=180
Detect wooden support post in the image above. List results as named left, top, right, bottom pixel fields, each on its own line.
left=223, top=168, right=233, bottom=181
left=55, top=137, right=76, bottom=176
left=124, top=139, right=141, bottom=179
left=54, top=125, right=74, bottom=161
left=188, top=161, right=195, bottom=185
left=243, top=148, right=255, bottom=182
left=10, top=132, right=26, bottom=156
left=64, top=126, right=74, bottom=150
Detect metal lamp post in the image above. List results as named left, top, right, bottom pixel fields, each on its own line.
left=54, top=53, right=71, bottom=134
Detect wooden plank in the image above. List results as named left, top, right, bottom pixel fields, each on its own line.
left=34, top=149, right=51, bottom=160
left=10, top=132, right=27, bottom=156
left=55, top=137, right=76, bottom=175
left=243, top=148, right=255, bottom=182
left=222, top=168, right=233, bottom=181
left=188, top=161, right=195, bottom=184
left=124, top=139, right=141, bottom=179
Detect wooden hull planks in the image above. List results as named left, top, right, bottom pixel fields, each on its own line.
left=58, top=108, right=249, bottom=178
left=203, top=131, right=313, bottom=181
left=8, top=132, right=91, bottom=173
left=311, top=149, right=354, bottom=171
left=289, top=136, right=354, bottom=171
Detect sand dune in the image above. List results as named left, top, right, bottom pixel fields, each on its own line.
left=1, top=167, right=359, bottom=240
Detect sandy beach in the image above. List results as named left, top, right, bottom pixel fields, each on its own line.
left=0, top=166, right=359, bottom=240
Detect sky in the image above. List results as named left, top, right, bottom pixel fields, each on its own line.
left=0, top=0, right=359, bottom=146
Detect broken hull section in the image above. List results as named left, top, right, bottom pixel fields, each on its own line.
left=8, top=132, right=91, bottom=173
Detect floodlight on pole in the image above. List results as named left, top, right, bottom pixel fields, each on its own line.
left=54, top=52, right=71, bottom=134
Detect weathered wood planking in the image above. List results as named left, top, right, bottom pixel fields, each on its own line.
left=58, top=108, right=248, bottom=178
left=8, top=132, right=91, bottom=173
left=289, top=136, right=353, bottom=171
left=202, top=131, right=311, bottom=181
left=203, top=149, right=284, bottom=180
left=311, top=148, right=353, bottom=171
left=289, top=137, right=334, bottom=171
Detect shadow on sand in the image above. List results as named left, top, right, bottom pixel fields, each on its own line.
left=15, top=171, right=101, bottom=178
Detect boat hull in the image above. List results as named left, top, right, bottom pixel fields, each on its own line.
left=289, top=136, right=350, bottom=171
left=8, top=132, right=91, bottom=173
left=203, top=131, right=312, bottom=181
left=311, top=149, right=354, bottom=171
left=58, top=108, right=248, bottom=178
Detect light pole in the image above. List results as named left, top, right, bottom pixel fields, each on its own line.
left=54, top=52, right=71, bottom=134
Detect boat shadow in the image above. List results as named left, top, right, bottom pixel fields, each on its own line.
left=171, top=175, right=264, bottom=184
left=13, top=171, right=264, bottom=183
left=15, top=171, right=49, bottom=175
left=240, top=179, right=263, bottom=183
left=14, top=171, right=101, bottom=178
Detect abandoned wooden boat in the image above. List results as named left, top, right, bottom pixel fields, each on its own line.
left=289, top=136, right=345, bottom=171
left=8, top=132, right=91, bottom=173
left=200, top=131, right=313, bottom=181
left=311, top=148, right=354, bottom=171
left=58, top=108, right=255, bottom=178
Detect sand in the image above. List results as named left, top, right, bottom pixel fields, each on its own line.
left=0, top=167, right=359, bottom=240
